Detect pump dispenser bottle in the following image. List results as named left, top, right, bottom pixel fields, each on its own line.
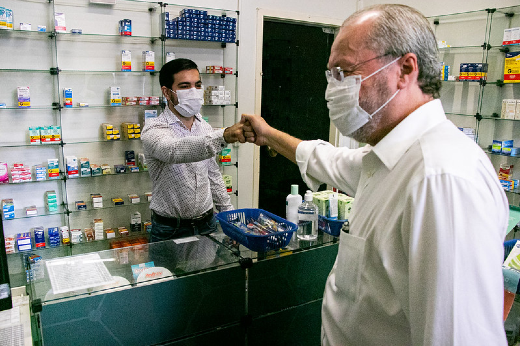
left=297, top=190, right=318, bottom=240
left=286, top=184, right=302, bottom=225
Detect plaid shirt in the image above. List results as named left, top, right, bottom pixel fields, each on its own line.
left=141, top=107, right=233, bottom=218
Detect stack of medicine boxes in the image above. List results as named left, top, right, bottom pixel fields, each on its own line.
left=45, top=191, right=58, bottom=212
left=163, top=9, right=236, bottom=42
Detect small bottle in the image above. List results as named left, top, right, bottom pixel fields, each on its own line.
left=286, top=184, right=302, bottom=225
left=297, top=190, right=318, bottom=240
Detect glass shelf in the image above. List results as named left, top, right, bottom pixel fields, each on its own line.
left=0, top=177, right=64, bottom=186
left=2, top=206, right=67, bottom=221
left=59, top=69, right=158, bottom=75
left=65, top=139, right=142, bottom=145
left=438, top=45, right=486, bottom=50
left=495, top=5, right=520, bottom=15
left=61, top=104, right=161, bottom=110
left=0, top=68, right=53, bottom=73
left=55, top=32, right=160, bottom=44
left=0, top=29, right=52, bottom=39
left=66, top=170, right=149, bottom=179
left=481, top=116, right=517, bottom=121
left=484, top=150, right=520, bottom=158
left=5, top=230, right=150, bottom=256
left=0, top=106, right=57, bottom=110
left=68, top=200, right=150, bottom=215
left=445, top=112, right=476, bottom=117
left=506, top=188, right=520, bottom=196
left=0, top=142, right=61, bottom=148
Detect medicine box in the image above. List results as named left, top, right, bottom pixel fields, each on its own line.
left=29, top=126, right=40, bottom=145
left=502, top=99, right=517, bottom=119
left=0, top=162, right=8, bottom=184
left=47, top=159, right=60, bottom=180
left=492, top=140, right=514, bottom=154
left=80, top=158, right=91, bottom=177
left=142, top=51, right=155, bottom=71
left=505, top=51, right=520, bottom=84
left=2, top=199, right=14, bottom=220
left=17, top=86, right=30, bottom=108
left=54, top=12, right=66, bottom=33
left=0, top=7, right=6, bottom=29
left=121, top=50, right=131, bottom=71
left=17, top=233, right=32, bottom=252
left=63, top=88, right=73, bottom=107
left=110, top=87, right=121, bottom=106
left=34, top=227, right=45, bottom=248
left=90, top=193, right=103, bottom=208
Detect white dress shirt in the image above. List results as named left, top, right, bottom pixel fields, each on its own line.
left=296, top=99, right=508, bottom=345
left=141, top=107, right=233, bottom=219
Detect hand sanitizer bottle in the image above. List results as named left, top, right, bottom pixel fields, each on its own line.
left=286, top=184, right=302, bottom=225
left=297, top=190, right=318, bottom=240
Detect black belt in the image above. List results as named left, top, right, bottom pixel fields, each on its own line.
left=152, top=209, right=214, bottom=227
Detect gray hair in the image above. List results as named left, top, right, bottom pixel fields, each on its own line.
left=344, top=4, right=441, bottom=98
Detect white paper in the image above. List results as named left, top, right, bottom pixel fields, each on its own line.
left=45, top=253, right=115, bottom=294
left=173, top=236, right=199, bottom=244
left=0, top=324, right=24, bottom=346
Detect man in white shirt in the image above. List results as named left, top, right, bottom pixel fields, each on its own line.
left=142, top=58, right=246, bottom=242
left=243, top=4, right=508, bottom=345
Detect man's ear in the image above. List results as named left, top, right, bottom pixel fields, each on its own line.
left=397, top=53, right=419, bottom=90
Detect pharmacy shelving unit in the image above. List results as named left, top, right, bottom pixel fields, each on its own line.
left=0, top=0, right=240, bottom=289
left=427, top=5, right=520, bottom=204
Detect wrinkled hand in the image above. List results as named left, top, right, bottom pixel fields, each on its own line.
left=241, top=114, right=270, bottom=146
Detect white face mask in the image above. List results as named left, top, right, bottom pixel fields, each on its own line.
left=325, top=57, right=400, bottom=137
left=170, top=87, right=204, bottom=118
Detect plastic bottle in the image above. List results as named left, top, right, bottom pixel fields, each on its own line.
left=297, top=190, right=318, bottom=240
left=286, top=184, right=302, bottom=225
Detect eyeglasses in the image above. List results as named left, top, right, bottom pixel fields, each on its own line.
left=326, top=53, right=391, bottom=82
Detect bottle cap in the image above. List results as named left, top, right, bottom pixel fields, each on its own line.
left=304, top=190, right=313, bottom=202
left=291, top=184, right=299, bottom=195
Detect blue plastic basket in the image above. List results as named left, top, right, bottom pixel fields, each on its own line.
left=318, top=215, right=347, bottom=237
left=216, top=209, right=297, bottom=252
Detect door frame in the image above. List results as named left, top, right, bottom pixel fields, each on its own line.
left=252, top=9, right=342, bottom=207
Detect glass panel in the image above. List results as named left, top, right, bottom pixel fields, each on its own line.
left=209, top=227, right=338, bottom=261
left=28, top=235, right=240, bottom=303
left=427, top=9, right=489, bottom=48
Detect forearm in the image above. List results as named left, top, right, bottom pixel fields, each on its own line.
left=265, top=127, right=302, bottom=164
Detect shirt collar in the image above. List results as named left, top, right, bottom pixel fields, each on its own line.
left=371, top=99, right=446, bottom=170
left=164, top=106, right=202, bottom=125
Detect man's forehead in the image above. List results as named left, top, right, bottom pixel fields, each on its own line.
left=329, top=17, right=376, bottom=67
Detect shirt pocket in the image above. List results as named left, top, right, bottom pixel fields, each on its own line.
left=334, top=233, right=366, bottom=301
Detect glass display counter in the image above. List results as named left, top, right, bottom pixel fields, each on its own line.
left=26, top=228, right=339, bottom=346
left=210, top=228, right=339, bottom=346
left=27, top=235, right=245, bottom=346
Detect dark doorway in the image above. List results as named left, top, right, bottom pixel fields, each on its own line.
left=259, top=20, right=335, bottom=217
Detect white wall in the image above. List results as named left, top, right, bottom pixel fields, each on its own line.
left=360, top=0, right=520, bottom=17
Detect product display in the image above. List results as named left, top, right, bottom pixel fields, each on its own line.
left=17, top=86, right=30, bottom=108
left=459, top=63, right=487, bottom=81
left=1, top=1, right=239, bottom=264
left=2, top=199, right=14, bottom=220
left=223, top=175, right=232, bottom=193
left=503, top=27, right=520, bottom=46
left=63, top=88, right=73, bottom=107
left=119, top=19, right=131, bottom=36
left=204, top=85, right=232, bottom=105
left=54, top=12, right=66, bottom=33
left=142, top=51, right=154, bottom=71
left=163, top=9, right=236, bottom=43
left=219, top=148, right=232, bottom=165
